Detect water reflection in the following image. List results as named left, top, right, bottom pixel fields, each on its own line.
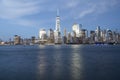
left=39, top=45, right=46, bottom=49
left=1, top=45, right=120, bottom=80
left=70, top=45, right=83, bottom=80
left=52, top=47, right=63, bottom=79
left=54, top=45, right=61, bottom=49
left=37, top=45, right=84, bottom=80
left=71, top=45, right=81, bottom=49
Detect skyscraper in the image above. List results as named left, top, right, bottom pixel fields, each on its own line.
left=54, top=9, right=62, bottom=44
left=72, top=23, right=80, bottom=37
left=48, top=29, right=54, bottom=43
left=14, top=35, right=21, bottom=45
left=55, top=9, right=60, bottom=32
left=39, top=29, right=47, bottom=40
left=95, top=26, right=101, bottom=42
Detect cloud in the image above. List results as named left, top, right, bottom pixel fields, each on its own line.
left=65, top=0, right=80, bottom=8
left=0, top=0, right=119, bottom=27
left=78, top=7, right=95, bottom=19
left=0, top=0, right=42, bottom=19
left=74, top=0, right=119, bottom=19
left=0, top=0, right=46, bottom=27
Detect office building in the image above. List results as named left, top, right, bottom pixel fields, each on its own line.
left=63, top=28, right=67, bottom=44
left=72, top=23, right=80, bottom=37
left=14, top=35, right=21, bottom=45
left=48, top=29, right=54, bottom=43
left=39, top=29, right=47, bottom=40
left=107, top=30, right=113, bottom=43
left=31, top=36, right=36, bottom=44
left=95, top=26, right=101, bottom=42
left=54, top=9, right=62, bottom=44
left=90, top=31, right=96, bottom=43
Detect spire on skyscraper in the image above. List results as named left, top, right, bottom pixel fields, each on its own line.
left=57, top=8, right=59, bottom=16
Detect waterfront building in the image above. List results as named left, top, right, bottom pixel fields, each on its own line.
left=63, top=28, right=67, bottom=44
left=80, top=29, right=87, bottom=43
left=67, top=32, right=72, bottom=43
left=0, top=39, right=2, bottom=45
left=31, top=36, right=36, bottom=44
left=39, top=29, right=47, bottom=44
left=14, top=35, right=21, bottom=45
left=90, top=31, right=96, bottom=43
left=112, top=31, right=120, bottom=43
left=95, top=26, right=101, bottom=42
left=107, top=30, right=113, bottom=43
left=71, top=31, right=76, bottom=43
left=23, top=38, right=31, bottom=45
left=39, top=29, right=47, bottom=40
left=54, top=31, right=62, bottom=44
left=48, top=29, right=54, bottom=43
left=101, top=30, right=107, bottom=42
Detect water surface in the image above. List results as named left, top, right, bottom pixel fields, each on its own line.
left=0, top=45, right=120, bottom=80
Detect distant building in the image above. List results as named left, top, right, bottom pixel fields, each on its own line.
left=63, top=28, right=67, bottom=44
left=31, top=36, right=36, bottom=44
left=54, top=31, right=62, bottom=44
left=90, top=31, right=96, bottom=43
left=0, top=39, right=2, bottom=44
left=80, top=29, right=87, bottom=43
left=101, top=30, right=107, bottom=42
left=14, top=35, right=21, bottom=45
left=39, top=29, right=47, bottom=40
left=72, top=23, right=81, bottom=37
left=39, top=29, right=47, bottom=44
left=107, top=30, right=113, bottom=43
left=67, top=32, right=71, bottom=43
left=95, top=26, right=101, bottom=42
left=48, top=29, right=54, bottom=43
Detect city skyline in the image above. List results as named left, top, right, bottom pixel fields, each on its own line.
left=0, top=0, right=120, bottom=41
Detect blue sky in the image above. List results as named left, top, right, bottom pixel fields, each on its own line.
left=0, top=0, right=120, bottom=41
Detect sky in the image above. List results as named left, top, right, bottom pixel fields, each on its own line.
left=0, top=0, right=120, bottom=41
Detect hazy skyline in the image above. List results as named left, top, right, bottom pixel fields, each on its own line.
left=0, top=0, right=120, bottom=41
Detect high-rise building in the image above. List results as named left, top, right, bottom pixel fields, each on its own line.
left=14, top=35, right=21, bottom=45
left=67, top=32, right=71, bottom=43
left=54, top=9, right=62, bottom=44
left=95, top=26, right=101, bottom=42
left=39, top=29, right=47, bottom=44
left=55, top=9, right=60, bottom=32
left=31, top=36, right=36, bottom=44
left=63, top=28, right=67, bottom=44
left=101, top=30, right=107, bottom=42
left=48, top=29, right=54, bottom=43
left=80, top=29, right=86, bottom=43
left=72, top=23, right=81, bottom=37
left=90, top=31, right=96, bottom=43
left=107, top=30, right=113, bottom=43
left=39, top=29, right=47, bottom=40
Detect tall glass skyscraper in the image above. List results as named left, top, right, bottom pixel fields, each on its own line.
left=55, top=9, right=60, bottom=32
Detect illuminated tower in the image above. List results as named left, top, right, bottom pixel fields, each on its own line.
left=56, top=9, right=60, bottom=32
left=54, top=9, right=62, bottom=44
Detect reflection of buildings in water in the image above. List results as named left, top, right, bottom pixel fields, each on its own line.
left=54, top=45, right=61, bottom=49
left=37, top=46, right=83, bottom=80
left=70, top=45, right=83, bottom=79
left=39, top=45, right=46, bottom=49
left=37, top=46, right=63, bottom=79
left=71, top=45, right=81, bottom=49
left=37, top=52, right=46, bottom=79
left=52, top=49, right=62, bottom=79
